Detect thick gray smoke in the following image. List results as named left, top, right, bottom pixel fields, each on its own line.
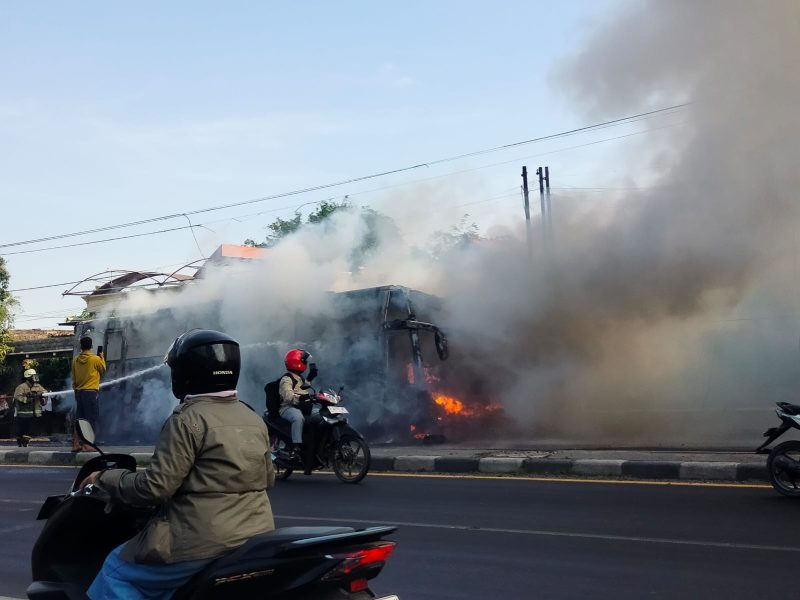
left=434, top=0, right=800, bottom=445
left=91, top=1, right=800, bottom=447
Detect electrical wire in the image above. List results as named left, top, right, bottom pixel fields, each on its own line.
left=0, top=224, right=198, bottom=256
left=1, top=118, right=688, bottom=259
left=0, top=103, right=688, bottom=250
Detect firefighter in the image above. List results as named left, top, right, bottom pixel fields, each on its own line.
left=278, top=349, right=318, bottom=462
left=13, top=368, right=47, bottom=447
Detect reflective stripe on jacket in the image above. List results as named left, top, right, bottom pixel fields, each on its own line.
left=13, top=382, right=45, bottom=418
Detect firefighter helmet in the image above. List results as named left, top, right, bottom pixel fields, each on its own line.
left=23, top=368, right=37, bottom=380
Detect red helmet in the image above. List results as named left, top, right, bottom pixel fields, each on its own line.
left=284, top=348, right=310, bottom=373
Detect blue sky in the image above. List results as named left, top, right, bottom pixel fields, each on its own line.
left=0, top=0, right=678, bottom=328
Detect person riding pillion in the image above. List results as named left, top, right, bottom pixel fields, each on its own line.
left=81, top=329, right=276, bottom=600
left=278, top=349, right=319, bottom=460
left=13, top=368, right=47, bottom=447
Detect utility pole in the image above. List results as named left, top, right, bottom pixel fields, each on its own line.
left=521, top=166, right=532, bottom=257
left=536, top=166, right=552, bottom=244
left=544, top=166, right=551, bottom=240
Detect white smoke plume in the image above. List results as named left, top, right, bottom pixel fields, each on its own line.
left=91, top=0, right=800, bottom=446
left=438, top=0, right=800, bottom=445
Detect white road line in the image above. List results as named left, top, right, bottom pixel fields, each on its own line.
left=275, top=514, right=800, bottom=553
left=0, top=523, right=40, bottom=534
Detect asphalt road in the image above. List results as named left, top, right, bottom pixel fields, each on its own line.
left=1, top=467, right=799, bottom=599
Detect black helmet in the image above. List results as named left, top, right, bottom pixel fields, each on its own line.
left=165, top=329, right=240, bottom=400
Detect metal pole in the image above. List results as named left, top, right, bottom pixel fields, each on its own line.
left=544, top=166, right=551, bottom=240
left=522, top=166, right=532, bottom=257
left=537, top=167, right=546, bottom=244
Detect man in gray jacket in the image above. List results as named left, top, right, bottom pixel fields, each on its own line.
left=82, top=329, right=275, bottom=600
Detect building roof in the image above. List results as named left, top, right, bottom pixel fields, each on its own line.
left=10, top=329, right=74, bottom=342
left=209, top=244, right=268, bottom=261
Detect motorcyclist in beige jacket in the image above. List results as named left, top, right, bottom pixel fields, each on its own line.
left=81, top=329, right=275, bottom=600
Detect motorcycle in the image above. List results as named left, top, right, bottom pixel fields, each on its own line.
left=756, top=401, right=800, bottom=497
left=28, top=419, right=398, bottom=600
left=264, top=386, right=371, bottom=484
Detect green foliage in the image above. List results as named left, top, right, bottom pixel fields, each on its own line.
left=0, top=257, right=18, bottom=364
left=350, top=207, right=401, bottom=264
left=244, top=199, right=351, bottom=248
left=308, top=199, right=349, bottom=224
left=428, top=215, right=482, bottom=259
left=33, top=357, right=71, bottom=391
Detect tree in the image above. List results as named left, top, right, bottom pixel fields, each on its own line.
left=308, top=199, right=349, bottom=224
left=244, top=200, right=351, bottom=248
left=0, top=257, right=17, bottom=364
left=428, top=215, right=481, bottom=259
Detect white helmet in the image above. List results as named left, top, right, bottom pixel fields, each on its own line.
left=23, top=368, right=37, bottom=380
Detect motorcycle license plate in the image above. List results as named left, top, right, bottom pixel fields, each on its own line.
left=327, top=406, right=349, bottom=415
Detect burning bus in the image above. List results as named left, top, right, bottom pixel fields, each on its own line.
left=70, top=284, right=455, bottom=443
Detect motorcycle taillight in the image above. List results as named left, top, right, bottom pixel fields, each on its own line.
left=321, top=542, right=396, bottom=581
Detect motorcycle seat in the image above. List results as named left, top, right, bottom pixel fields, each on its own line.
left=173, top=526, right=355, bottom=599
left=265, top=414, right=293, bottom=436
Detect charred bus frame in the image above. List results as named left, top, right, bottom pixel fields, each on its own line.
left=72, top=285, right=449, bottom=441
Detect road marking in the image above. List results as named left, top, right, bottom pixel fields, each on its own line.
left=275, top=514, right=800, bottom=553
left=366, top=471, right=772, bottom=489
left=0, top=523, right=40, bottom=534
left=0, top=464, right=76, bottom=469
left=0, top=463, right=771, bottom=488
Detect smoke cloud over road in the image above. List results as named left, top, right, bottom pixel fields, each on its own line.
left=435, top=0, right=800, bottom=444
left=93, top=1, right=800, bottom=446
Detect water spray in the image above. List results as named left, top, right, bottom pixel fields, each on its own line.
left=43, top=364, right=167, bottom=398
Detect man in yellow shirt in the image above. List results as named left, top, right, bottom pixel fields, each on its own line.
left=71, top=336, right=106, bottom=452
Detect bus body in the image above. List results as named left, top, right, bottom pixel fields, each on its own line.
left=72, top=285, right=449, bottom=442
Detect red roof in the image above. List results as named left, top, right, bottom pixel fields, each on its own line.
left=209, top=244, right=268, bottom=261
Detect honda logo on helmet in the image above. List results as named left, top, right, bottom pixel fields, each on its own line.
left=213, top=370, right=234, bottom=375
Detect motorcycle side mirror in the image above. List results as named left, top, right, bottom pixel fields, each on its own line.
left=435, top=329, right=449, bottom=361
left=76, top=419, right=96, bottom=445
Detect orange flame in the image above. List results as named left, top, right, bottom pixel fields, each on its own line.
left=432, top=392, right=503, bottom=417
left=433, top=393, right=467, bottom=415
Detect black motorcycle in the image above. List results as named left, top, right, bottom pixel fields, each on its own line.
left=28, top=419, right=398, bottom=599
left=756, top=401, right=800, bottom=497
left=264, top=386, right=371, bottom=484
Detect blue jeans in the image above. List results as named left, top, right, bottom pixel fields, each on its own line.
left=88, top=544, right=214, bottom=600
left=75, top=389, right=100, bottom=433
left=279, top=406, right=305, bottom=443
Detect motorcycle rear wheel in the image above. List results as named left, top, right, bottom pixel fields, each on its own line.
left=332, top=435, right=370, bottom=484
left=767, top=440, right=800, bottom=497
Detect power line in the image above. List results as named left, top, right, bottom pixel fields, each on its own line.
left=1, top=118, right=688, bottom=259
left=10, top=280, right=87, bottom=293
left=0, top=224, right=199, bottom=256
left=0, top=103, right=688, bottom=251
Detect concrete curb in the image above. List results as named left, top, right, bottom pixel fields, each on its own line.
left=0, top=449, right=769, bottom=482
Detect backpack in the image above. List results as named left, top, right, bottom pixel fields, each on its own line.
left=264, top=372, right=300, bottom=416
